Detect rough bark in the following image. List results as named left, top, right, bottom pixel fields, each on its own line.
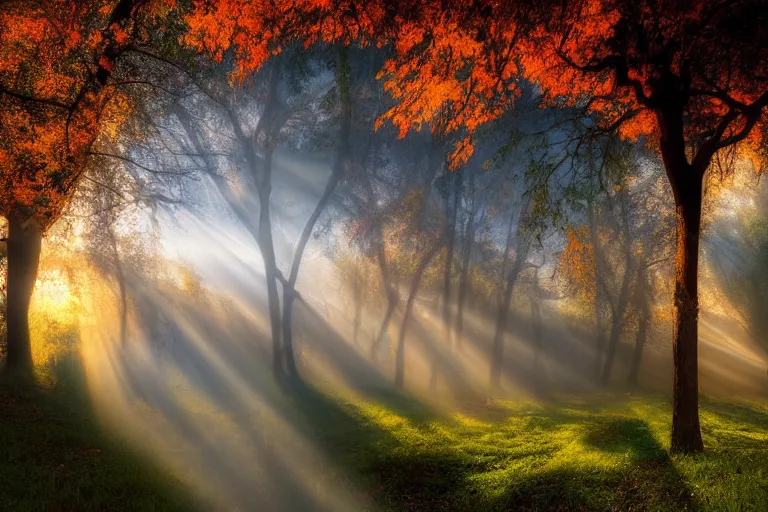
left=4, top=213, right=42, bottom=375
left=658, top=103, right=704, bottom=453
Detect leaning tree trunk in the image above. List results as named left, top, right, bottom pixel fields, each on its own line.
left=394, top=239, right=443, bottom=388
left=659, top=104, right=704, bottom=454
left=5, top=214, right=42, bottom=375
left=370, top=235, right=397, bottom=361
left=282, top=163, right=343, bottom=377
left=256, top=142, right=285, bottom=379
left=282, top=46, right=351, bottom=378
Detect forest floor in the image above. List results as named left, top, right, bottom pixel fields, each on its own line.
left=0, top=362, right=199, bottom=512
left=2, top=361, right=768, bottom=511
left=290, top=383, right=768, bottom=512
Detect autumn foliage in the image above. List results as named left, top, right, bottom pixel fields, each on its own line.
left=0, top=0, right=170, bottom=228
left=183, top=0, right=767, bottom=172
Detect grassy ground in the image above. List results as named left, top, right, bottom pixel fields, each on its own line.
left=0, top=360, right=198, bottom=512
left=284, top=384, right=768, bottom=512
left=2, top=361, right=768, bottom=512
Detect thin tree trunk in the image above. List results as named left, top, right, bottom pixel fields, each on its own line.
left=456, top=167, right=475, bottom=349
left=531, top=268, right=543, bottom=372
left=352, top=278, right=362, bottom=346
left=489, top=265, right=521, bottom=389
left=371, top=232, right=397, bottom=361
left=282, top=48, right=352, bottom=378
left=600, top=263, right=631, bottom=386
left=442, top=170, right=460, bottom=347
left=600, top=196, right=634, bottom=385
left=628, top=268, right=649, bottom=387
left=5, top=213, right=42, bottom=375
left=587, top=199, right=608, bottom=380
left=489, top=213, right=517, bottom=389
left=111, top=229, right=128, bottom=347
left=256, top=142, right=284, bottom=378
left=489, top=198, right=533, bottom=389
left=394, top=239, right=443, bottom=388
left=431, top=170, right=461, bottom=390
left=658, top=104, right=704, bottom=453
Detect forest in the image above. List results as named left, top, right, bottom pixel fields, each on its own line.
left=1, top=0, right=767, bottom=510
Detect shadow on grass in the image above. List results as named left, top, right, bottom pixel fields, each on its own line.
left=0, top=355, right=198, bottom=512
left=287, top=391, right=702, bottom=512
left=582, top=418, right=698, bottom=511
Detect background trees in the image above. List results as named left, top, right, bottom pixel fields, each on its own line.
left=0, top=0, right=177, bottom=374
left=0, top=1, right=765, bottom=462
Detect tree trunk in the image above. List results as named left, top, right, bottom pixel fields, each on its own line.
left=282, top=163, right=343, bottom=376
left=531, top=270, right=543, bottom=373
left=370, top=239, right=397, bottom=361
left=107, top=225, right=128, bottom=347
left=5, top=213, right=42, bottom=375
left=658, top=103, right=704, bottom=453
left=668, top=177, right=704, bottom=452
left=489, top=212, right=519, bottom=389
left=282, top=47, right=351, bottom=378
left=394, top=240, right=443, bottom=388
left=489, top=265, right=520, bottom=389
left=456, top=167, right=475, bottom=349
left=352, top=280, right=362, bottom=346
left=490, top=200, right=532, bottom=390
left=587, top=200, right=608, bottom=380
left=599, top=266, right=631, bottom=386
left=441, top=170, right=460, bottom=348
left=256, top=143, right=284, bottom=378
left=628, top=269, right=649, bottom=387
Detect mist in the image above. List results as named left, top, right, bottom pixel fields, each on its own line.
left=2, top=8, right=768, bottom=510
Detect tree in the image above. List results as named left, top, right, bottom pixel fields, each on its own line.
left=184, top=0, right=767, bottom=451
left=521, top=0, right=767, bottom=453
left=0, top=0, right=172, bottom=374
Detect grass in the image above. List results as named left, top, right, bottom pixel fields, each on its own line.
left=2, top=359, right=768, bottom=512
left=0, top=358, right=198, bottom=512
left=283, top=384, right=768, bottom=512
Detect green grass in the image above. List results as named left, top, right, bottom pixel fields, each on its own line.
left=285, top=385, right=768, bottom=511
left=0, top=359, right=198, bottom=512
left=3, top=360, right=768, bottom=512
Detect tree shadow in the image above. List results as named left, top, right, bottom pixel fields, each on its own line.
left=580, top=418, right=698, bottom=511
left=700, top=396, right=768, bottom=434
left=0, top=354, right=199, bottom=511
